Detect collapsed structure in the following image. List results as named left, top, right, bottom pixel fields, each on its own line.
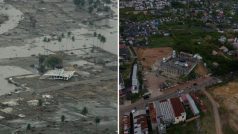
left=41, top=69, right=75, bottom=80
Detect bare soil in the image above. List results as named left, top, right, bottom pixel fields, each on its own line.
left=195, top=62, right=208, bottom=76
left=211, top=81, right=238, bottom=133
left=134, top=47, right=173, bottom=70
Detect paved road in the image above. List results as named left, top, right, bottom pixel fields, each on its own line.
left=202, top=90, right=223, bottom=134
left=120, top=76, right=219, bottom=115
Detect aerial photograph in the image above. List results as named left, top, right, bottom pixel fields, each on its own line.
left=0, top=0, right=118, bottom=133
left=119, top=0, right=238, bottom=134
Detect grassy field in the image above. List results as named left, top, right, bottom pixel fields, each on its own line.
left=149, top=23, right=238, bottom=76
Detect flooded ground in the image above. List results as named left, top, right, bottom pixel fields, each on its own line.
left=0, top=0, right=117, bottom=133
left=0, top=3, right=23, bottom=34
left=0, top=66, right=32, bottom=96
left=0, top=0, right=117, bottom=92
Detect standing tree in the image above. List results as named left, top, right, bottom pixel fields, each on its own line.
left=67, top=31, right=71, bottom=37
left=94, top=32, right=97, bottom=37
left=61, top=115, right=65, bottom=122
left=72, top=36, right=75, bottom=42
left=38, top=99, right=43, bottom=107
left=95, top=116, right=101, bottom=133
left=26, top=123, right=31, bottom=131
left=81, top=107, right=88, bottom=115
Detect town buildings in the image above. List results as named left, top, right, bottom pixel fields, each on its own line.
left=132, top=110, right=149, bottom=134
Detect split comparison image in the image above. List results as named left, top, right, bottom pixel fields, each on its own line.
left=0, top=0, right=237, bottom=134
left=119, top=0, right=238, bottom=134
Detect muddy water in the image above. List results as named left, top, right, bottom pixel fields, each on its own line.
left=0, top=4, right=117, bottom=59
left=0, top=3, right=117, bottom=95
left=0, top=66, right=32, bottom=96
left=0, top=24, right=116, bottom=59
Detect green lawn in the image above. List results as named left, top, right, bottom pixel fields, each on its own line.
left=149, top=23, right=238, bottom=76
left=150, top=36, right=175, bottom=47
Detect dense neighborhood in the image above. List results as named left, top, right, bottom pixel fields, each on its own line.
left=120, top=0, right=238, bottom=134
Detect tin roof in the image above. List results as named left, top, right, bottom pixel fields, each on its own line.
left=170, top=97, right=185, bottom=117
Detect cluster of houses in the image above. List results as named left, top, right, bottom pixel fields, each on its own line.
left=122, top=20, right=159, bottom=38
left=212, top=35, right=238, bottom=60
left=123, top=93, right=203, bottom=134
left=119, top=44, right=132, bottom=62
left=120, top=20, right=160, bottom=46
left=120, top=0, right=170, bottom=10
left=158, top=51, right=200, bottom=78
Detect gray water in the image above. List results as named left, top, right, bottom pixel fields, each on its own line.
left=0, top=2, right=117, bottom=95
left=0, top=66, right=32, bottom=96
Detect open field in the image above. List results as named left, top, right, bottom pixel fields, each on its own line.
left=134, top=47, right=173, bottom=70
left=195, top=62, right=209, bottom=76
left=210, top=80, right=238, bottom=134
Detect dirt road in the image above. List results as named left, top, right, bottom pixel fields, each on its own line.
left=202, top=90, right=223, bottom=134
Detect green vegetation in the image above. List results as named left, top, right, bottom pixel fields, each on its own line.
left=223, top=124, right=237, bottom=134
left=149, top=23, right=238, bottom=76
left=167, top=122, right=196, bottom=134
left=120, top=10, right=156, bottom=21
left=38, top=54, right=63, bottom=73
left=44, top=55, right=63, bottom=68
left=127, top=93, right=141, bottom=103
left=26, top=123, right=31, bottom=131
left=180, top=70, right=197, bottom=82
left=120, top=62, right=132, bottom=85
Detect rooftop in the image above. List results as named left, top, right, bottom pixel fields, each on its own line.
left=170, top=97, right=185, bottom=117
left=148, top=102, right=157, bottom=123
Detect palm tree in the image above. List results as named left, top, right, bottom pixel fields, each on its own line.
left=58, top=36, right=62, bottom=51
left=81, top=107, right=88, bottom=115
left=100, top=36, right=106, bottom=49
left=26, top=123, right=31, bottom=133
left=95, top=116, right=100, bottom=133
left=38, top=99, right=43, bottom=107
left=71, top=36, right=75, bottom=50
left=61, top=115, right=65, bottom=123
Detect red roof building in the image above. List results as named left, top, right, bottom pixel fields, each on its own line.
left=148, top=102, right=157, bottom=123
left=123, top=114, right=131, bottom=134
left=170, top=97, right=186, bottom=124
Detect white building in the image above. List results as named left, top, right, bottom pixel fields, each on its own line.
left=132, top=64, right=140, bottom=93
left=42, top=69, right=75, bottom=80
left=170, top=97, right=186, bottom=124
